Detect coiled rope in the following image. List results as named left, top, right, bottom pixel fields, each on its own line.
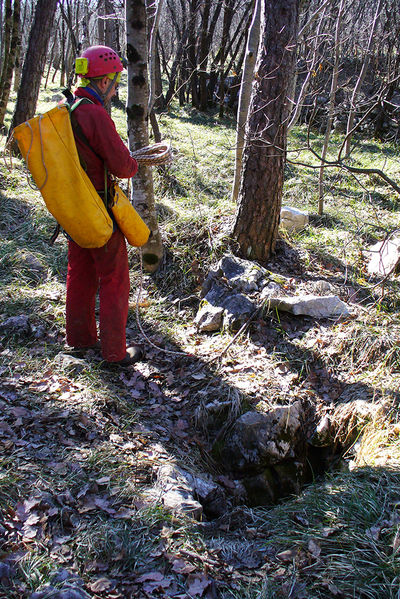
left=130, top=142, right=172, bottom=166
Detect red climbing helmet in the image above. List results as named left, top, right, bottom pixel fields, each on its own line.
left=75, top=45, right=123, bottom=79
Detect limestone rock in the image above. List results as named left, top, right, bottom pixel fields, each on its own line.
left=365, top=236, right=400, bottom=276
left=161, top=488, right=203, bottom=519
left=217, top=255, right=267, bottom=293
left=220, top=402, right=304, bottom=473
left=155, top=464, right=226, bottom=520
left=194, top=302, right=224, bottom=332
left=201, top=255, right=267, bottom=297
left=312, top=280, right=336, bottom=294
left=268, top=294, right=351, bottom=318
left=55, top=353, right=87, bottom=373
left=222, top=293, right=256, bottom=331
left=280, top=206, right=309, bottom=231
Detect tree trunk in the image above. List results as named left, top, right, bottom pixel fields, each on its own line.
left=231, top=0, right=260, bottom=203
left=0, top=0, right=12, bottom=86
left=318, top=0, right=345, bottom=215
left=0, top=0, right=20, bottom=128
left=188, top=0, right=199, bottom=107
left=232, top=0, right=299, bottom=262
left=126, top=0, right=163, bottom=273
left=218, top=0, right=235, bottom=119
left=148, top=0, right=165, bottom=113
left=198, top=0, right=211, bottom=111
left=9, top=0, right=59, bottom=132
left=343, top=0, right=382, bottom=158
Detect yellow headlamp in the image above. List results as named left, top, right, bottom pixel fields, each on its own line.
left=75, top=57, right=89, bottom=75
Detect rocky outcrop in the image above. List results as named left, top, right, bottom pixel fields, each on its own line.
left=217, top=402, right=310, bottom=505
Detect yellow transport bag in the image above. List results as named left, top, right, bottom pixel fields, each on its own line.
left=13, top=104, right=113, bottom=248
left=110, top=184, right=150, bottom=247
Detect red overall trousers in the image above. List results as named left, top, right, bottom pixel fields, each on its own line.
left=66, top=229, right=129, bottom=362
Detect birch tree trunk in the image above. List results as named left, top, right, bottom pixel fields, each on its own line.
left=126, top=0, right=163, bottom=273
left=232, top=0, right=299, bottom=262
left=231, top=0, right=260, bottom=203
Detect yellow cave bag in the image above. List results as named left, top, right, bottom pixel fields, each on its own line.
left=110, top=184, right=150, bottom=247
left=13, top=104, right=113, bottom=248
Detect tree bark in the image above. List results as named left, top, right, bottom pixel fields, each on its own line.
left=198, top=0, right=212, bottom=111
left=218, top=0, right=235, bottom=118
left=0, top=0, right=12, bottom=88
left=232, top=0, right=299, bottom=262
left=126, top=0, right=163, bottom=272
left=0, top=0, right=20, bottom=128
left=9, top=0, right=59, bottom=132
left=318, top=0, right=345, bottom=215
left=148, top=0, right=165, bottom=113
left=343, top=0, right=382, bottom=158
left=231, top=0, right=260, bottom=203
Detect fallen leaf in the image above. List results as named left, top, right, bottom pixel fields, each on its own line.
left=88, top=577, right=115, bottom=592
left=136, top=571, right=165, bottom=583
left=187, top=574, right=211, bottom=596
left=171, top=559, right=196, bottom=574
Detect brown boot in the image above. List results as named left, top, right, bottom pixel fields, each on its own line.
left=105, top=346, right=143, bottom=368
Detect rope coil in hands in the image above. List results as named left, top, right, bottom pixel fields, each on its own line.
left=130, top=142, right=172, bottom=166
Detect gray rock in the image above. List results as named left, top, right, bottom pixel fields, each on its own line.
left=280, top=206, right=309, bottom=231
left=218, top=255, right=267, bottom=293
left=0, top=315, right=32, bottom=337
left=195, top=303, right=224, bottom=332
left=312, top=280, right=335, bottom=294
left=365, top=236, right=400, bottom=276
left=220, top=402, right=304, bottom=473
left=223, top=293, right=256, bottom=331
left=155, top=464, right=203, bottom=520
left=268, top=294, right=351, bottom=318
left=195, top=286, right=256, bottom=333
left=55, top=353, right=87, bottom=373
left=155, top=464, right=226, bottom=519
left=259, top=282, right=281, bottom=301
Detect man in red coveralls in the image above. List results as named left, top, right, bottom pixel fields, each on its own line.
left=66, top=45, right=141, bottom=366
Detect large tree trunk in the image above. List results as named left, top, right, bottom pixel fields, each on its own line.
left=0, top=0, right=20, bottom=128
left=126, top=0, right=163, bottom=273
left=9, top=0, right=58, bottom=132
left=232, top=0, right=299, bottom=262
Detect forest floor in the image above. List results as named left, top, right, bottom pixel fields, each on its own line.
left=1, top=77, right=400, bottom=598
